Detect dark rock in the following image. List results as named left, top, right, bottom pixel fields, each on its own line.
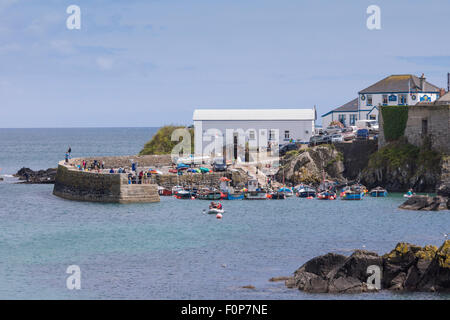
left=398, top=195, right=448, bottom=211
left=286, top=241, right=449, bottom=294
left=330, top=250, right=382, bottom=282
left=300, top=252, right=347, bottom=278
left=14, top=167, right=57, bottom=184
left=417, top=240, right=450, bottom=292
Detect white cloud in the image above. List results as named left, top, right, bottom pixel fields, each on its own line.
left=96, top=56, right=114, bottom=70
left=50, top=40, right=75, bottom=55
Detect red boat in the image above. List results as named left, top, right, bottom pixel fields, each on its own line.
left=158, top=186, right=172, bottom=196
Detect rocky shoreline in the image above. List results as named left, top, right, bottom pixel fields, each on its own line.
left=14, top=167, right=57, bottom=184
left=283, top=241, right=450, bottom=293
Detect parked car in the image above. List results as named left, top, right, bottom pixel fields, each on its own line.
left=324, top=126, right=342, bottom=135
left=341, top=128, right=355, bottom=141
left=331, top=134, right=344, bottom=143
left=279, top=143, right=298, bottom=156
left=212, top=157, right=227, bottom=172
left=356, top=128, right=369, bottom=140
left=356, top=120, right=379, bottom=133
left=309, top=135, right=324, bottom=147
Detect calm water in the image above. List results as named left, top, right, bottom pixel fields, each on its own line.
left=0, top=128, right=449, bottom=299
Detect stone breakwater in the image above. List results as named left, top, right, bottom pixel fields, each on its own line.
left=284, top=241, right=450, bottom=293
left=53, top=160, right=160, bottom=203
left=71, top=154, right=172, bottom=169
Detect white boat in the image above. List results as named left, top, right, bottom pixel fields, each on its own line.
left=207, top=208, right=224, bottom=214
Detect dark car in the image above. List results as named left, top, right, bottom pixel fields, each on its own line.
left=212, top=160, right=227, bottom=172
left=356, top=129, right=369, bottom=140
left=279, top=143, right=298, bottom=156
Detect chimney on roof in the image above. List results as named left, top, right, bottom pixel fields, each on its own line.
left=419, top=73, right=426, bottom=91
left=439, top=88, right=446, bottom=98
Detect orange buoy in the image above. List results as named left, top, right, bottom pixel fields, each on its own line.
left=216, top=213, right=222, bottom=219
left=307, top=196, right=313, bottom=199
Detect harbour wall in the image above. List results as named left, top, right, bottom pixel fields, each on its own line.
left=53, top=161, right=160, bottom=203
left=403, top=105, right=450, bottom=154
left=71, top=154, right=172, bottom=169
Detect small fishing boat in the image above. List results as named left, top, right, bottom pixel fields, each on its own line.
left=317, top=190, right=336, bottom=200
left=369, top=187, right=388, bottom=197
left=341, top=189, right=364, bottom=200
left=207, top=208, right=225, bottom=214
left=295, top=185, right=317, bottom=198
left=278, top=187, right=294, bottom=197
left=197, top=188, right=222, bottom=200
left=269, top=192, right=286, bottom=200
left=158, top=186, right=172, bottom=196
left=174, top=190, right=196, bottom=199
left=221, top=191, right=244, bottom=200
left=244, top=179, right=268, bottom=200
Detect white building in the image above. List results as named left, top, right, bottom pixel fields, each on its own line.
left=193, top=108, right=316, bottom=159
left=322, top=74, right=441, bottom=128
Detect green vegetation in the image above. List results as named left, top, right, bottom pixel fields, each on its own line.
left=381, top=106, right=409, bottom=141
left=139, top=125, right=194, bottom=155
left=368, top=137, right=441, bottom=172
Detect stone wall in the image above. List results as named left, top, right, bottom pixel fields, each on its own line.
left=148, top=169, right=248, bottom=189
left=403, top=105, right=450, bottom=154
left=53, top=161, right=160, bottom=203
left=334, top=140, right=378, bottom=180
left=71, top=155, right=172, bottom=169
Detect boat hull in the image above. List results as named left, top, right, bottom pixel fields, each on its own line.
left=244, top=192, right=268, bottom=200
left=341, top=192, right=364, bottom=200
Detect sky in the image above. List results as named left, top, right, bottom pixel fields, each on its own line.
left=1, top=0, right=450, bottom=128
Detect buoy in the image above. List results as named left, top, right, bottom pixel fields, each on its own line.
left=307, top=196, right=313, bottom=199
left=191, top=196, right=195, bottom=200
left=330, top=196, right=335, bottom=200
left=216, top=213, right=222, bottom=219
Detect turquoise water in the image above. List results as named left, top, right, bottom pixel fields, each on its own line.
left=0, top=128, right=449, bottom=299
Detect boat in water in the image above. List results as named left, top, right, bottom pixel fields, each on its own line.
left=221, top=191, right=244, bottom=200
left=174, top=190, right=196, bottom=199
left=340, top=185, right=365, bottom=200
left=369, top=187, right=388, bottom=197
left=317, top=190, right=337, bottom=200
left=278, top=187, right=294, bottom=197
left=244, top=179, right=268, bottom=200
left=295, top=185, right=317, bottom=198
left=268, top=192, right=286, bottom=200
left=207, top=207, right=225, bottom=214
left=158, top=186, right=172, bottom=196
left=197, top=188, right=222, bottom=200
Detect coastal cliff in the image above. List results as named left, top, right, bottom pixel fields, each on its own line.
left=275, top=145, right=345, bottom=185
left=360, top=138, right=442, bottom=193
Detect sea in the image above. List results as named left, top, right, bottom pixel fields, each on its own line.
left=0, top=128, right=449, bottom=299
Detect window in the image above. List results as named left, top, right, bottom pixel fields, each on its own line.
left=269, top=129, right=276, bottom=140
left=284, top=130, right=290, bottom=140
left=249, top=130, right=255, bottom=140
left=399, top=94, right=407, bottom=105
left=369, top=114, right=376, bottom=120
left=422, top=119, right=428, bottom=135
left=382, top=95, right=388, bottom=105
left=367, top=95, right=373, bottom=106
left=350, top=114, right=357, bottom=125
left=338, top=114, right=346, bottom=126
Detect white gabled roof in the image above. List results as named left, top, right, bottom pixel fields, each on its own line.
left=193, top=108, right=316, bottom=121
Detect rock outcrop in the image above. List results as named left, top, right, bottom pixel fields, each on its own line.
left=14, top=167, right=57, bottom=184
left=275, top=145, right=345, bottom=185
left=284, top=241, right=450, bottom=293
left=399, top=195, right=449, bottom=211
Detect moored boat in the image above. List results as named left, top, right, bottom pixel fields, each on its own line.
left=269, top=192, right=286, bottom=200
left=158, top=186, right=172, bottom=196
left=295, top=185, right=317, bottom=198
left=278, top=187, right=294, bottom=197
left=221, top=191, right=244, bottom=200
left=174, top=190, right=196, bottom=199
left=244, top=179, right=268, bottom=200
left=197, top=188, right=222, bottom=200
left=369, top=187, right=388, bottom=197
left=317, top=190, right=336, bottom=200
